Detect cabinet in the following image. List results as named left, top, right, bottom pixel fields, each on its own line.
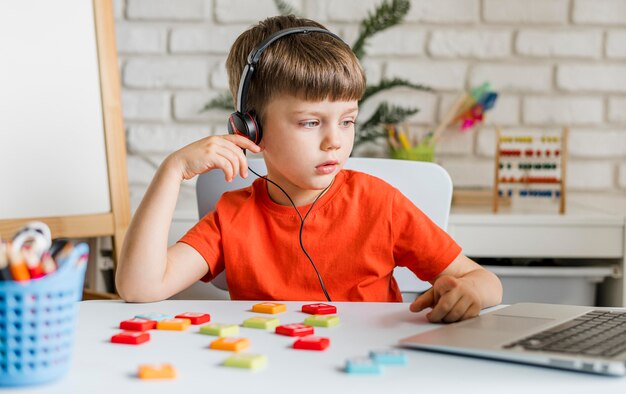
left=449, top=193, right=626, bottom=306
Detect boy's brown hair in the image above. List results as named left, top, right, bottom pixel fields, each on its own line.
left=225, top=15, right=366, bottom=121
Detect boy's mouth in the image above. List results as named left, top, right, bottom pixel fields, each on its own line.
left=315, top=160, right=339, bottom=175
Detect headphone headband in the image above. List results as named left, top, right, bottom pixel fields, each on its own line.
left=229, top=26, right=348, bottom=144
left=235, top=27, right=346, bottom=113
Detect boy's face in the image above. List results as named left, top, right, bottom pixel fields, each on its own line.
left=260, top=94, right=358, bottom=197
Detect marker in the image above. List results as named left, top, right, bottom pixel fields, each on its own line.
left=386, top=124, right=400, bottom=150
left=397, top=130, right=411, bottom=150
left=40, top=251, right=57, bottom=275
left=55, top=242, right=88, bottom=269
left=0, top=240, right=11, bottom=281
left=8, top=245, right=30, bottom=282
left=23, top=248, right=44, bottom=279
left=49, top=238, right=71, bottom=259
left=54, top=242, right=75, bottom=268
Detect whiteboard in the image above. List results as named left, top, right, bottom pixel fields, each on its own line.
left=0, top=0, right=111, bottom=219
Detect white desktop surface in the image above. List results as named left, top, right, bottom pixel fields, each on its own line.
left=17, top=300, right=626, bottom=394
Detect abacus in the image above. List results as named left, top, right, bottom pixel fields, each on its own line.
left=492, top=127, right=568, bottom=214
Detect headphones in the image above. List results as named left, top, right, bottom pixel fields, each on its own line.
left=227, top=27, right=346, bottom=144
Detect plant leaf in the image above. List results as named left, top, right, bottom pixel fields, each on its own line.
left=352, top=0, right=411, bottom=60
left=359, top=102, right=419, bottom=131
left=199, top=91, right=233, bottom=113
left=360, top=78, right=431, bottom=103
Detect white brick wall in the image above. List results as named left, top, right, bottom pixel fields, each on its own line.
left=619, top=163, right=626, bottom=188
left=567, top=162, right=615, bottom=190
left=170, top=25, right=247, bottom=54
left=127, top=0, right=207, bottom=20
left=116, top=25, right=167, bottom=54
left=516, top=30, right=602, bottom=59
left=428, top=30, right=511, bottom=59
left=112, top=0, right=626, bottom=213
left=325, top=0, right=384, bottom=22
left=124, top=58, right=208, bottom=88
left=386, top=61, right=467, bottom=90
left=215, top=0, right=303, bottom=23
left=407, top=0, right=479, bottom=23
left=367, top=26, right=426, bottom=56
left=470, top=64, right=552, bottom=92
left=573, top=0, right=626, bottom=25
left=483, top=0, right=568, bottom=24
left=523, top=96, right=604, bottom=125
left=558, top=64, right=626, bottom=92
left=173, top=92, right=231, bottom=122
left=127, top=124, right=213, bottom=153
left=568, top=130, right=626, bottom=158
left=609, top=97, right=626, bottom=123
left=121, top=91, right=170, bottom=121
left=607, top=31, right=626, bottom=58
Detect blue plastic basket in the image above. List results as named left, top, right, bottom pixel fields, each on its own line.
left=0, top=243, right=87, bottom=387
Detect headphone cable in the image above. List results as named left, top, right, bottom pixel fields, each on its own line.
left=248, top=166, right=332, bottom=302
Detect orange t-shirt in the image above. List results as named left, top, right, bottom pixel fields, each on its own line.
left=179, top=170, right=461, bottom=302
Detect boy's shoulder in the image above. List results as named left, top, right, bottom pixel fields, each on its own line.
left=341, top=169, right=399, bottom=197
left=342, top=168, right=394, bottom=186
left=214, top=178, right=260, bottom=210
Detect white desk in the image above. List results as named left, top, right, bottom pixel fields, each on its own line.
left=15, top=300, right=626, bottom=394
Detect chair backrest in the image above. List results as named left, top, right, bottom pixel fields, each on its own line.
left=191, top=157, right=453, bottom=300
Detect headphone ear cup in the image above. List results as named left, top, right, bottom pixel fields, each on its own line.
left=228, top=112, right=247, bottom=137
left=228, top=111, right=262, bottom=144
left=245, top=112, right=262, bottom=144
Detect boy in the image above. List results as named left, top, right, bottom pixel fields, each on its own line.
left=116, top=15, right=502, bottom=323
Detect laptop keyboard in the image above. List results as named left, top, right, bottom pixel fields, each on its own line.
left=504, top=310, right=626, bottom=358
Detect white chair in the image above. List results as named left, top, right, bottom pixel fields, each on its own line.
left=175, top=157, right=453, bottom=302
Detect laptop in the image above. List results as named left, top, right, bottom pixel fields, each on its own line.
left=399, top=303, right=626, bottom=376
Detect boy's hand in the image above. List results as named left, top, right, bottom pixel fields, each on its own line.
left=168, top=135, right=261, bottom=182
left=409, top=275, right=482, bottom=323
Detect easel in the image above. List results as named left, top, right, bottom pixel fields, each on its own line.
left=0, top=0, right=129, bottom=299
left=493, top=127, right=569, bottom=214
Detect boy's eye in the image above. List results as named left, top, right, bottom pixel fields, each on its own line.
left=300, top=120, right=319, bottom=128
left=340, top=120, right=355, bottom=127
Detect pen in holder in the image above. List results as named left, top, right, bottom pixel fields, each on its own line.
left=0, top=243, right=88, bottom=387
left=387, top=124, right=435, bottom=162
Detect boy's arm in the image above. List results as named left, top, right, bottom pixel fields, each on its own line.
left=115, top=135, right=261, bottom=302
left=409, top=253, right=503, bottom=323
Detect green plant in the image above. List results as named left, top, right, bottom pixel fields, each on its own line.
left=201, top=0, right=430, bottom=149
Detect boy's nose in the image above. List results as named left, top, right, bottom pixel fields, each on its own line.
left=321, top=126, right=342, bottom=151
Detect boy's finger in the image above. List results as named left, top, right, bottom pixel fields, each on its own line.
left=460, top=302, right=481, bottom=321
left=224, top=142, right=250, bottom=179
left=426, top=292, right=460, bottom=322
left=226, top=134, right=261, bottom=153
left=213, top=154, right=234, bottom=182
left=441, top=295, right=470, bottom=323
left=409, top=288, right=434, bottom=312
left=219, top=150, right=241, bottom=181
left=433, top=275, right=459, bottom=295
